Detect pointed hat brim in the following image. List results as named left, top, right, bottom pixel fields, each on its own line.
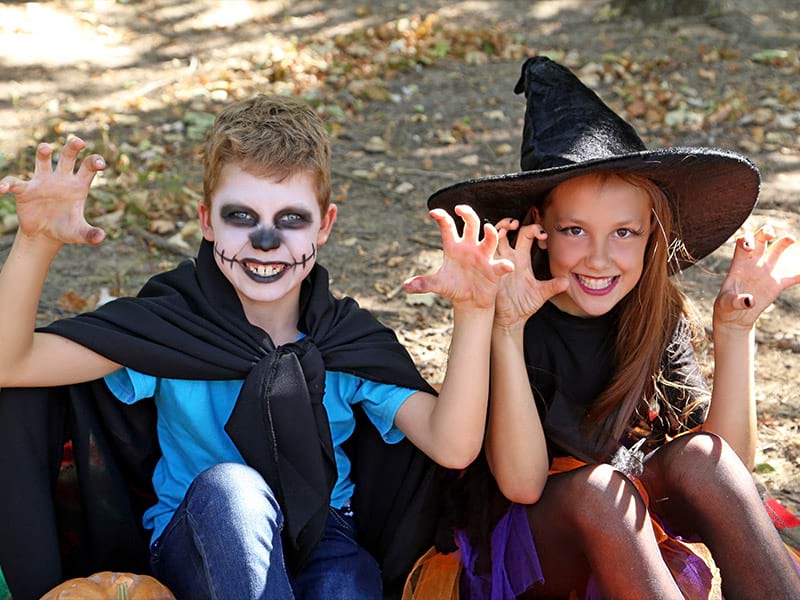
left=428, top=56, right=760, bottom=271
left=428, top=147, right=759, bottom=271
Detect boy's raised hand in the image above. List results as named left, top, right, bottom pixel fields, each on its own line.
left=0, top=136, right=107, bottom=246
left=492, top=218, right=569, bottom=330
left=714, top=225, right=800, bottom=331
left=403, top=205, right=514, bottom=310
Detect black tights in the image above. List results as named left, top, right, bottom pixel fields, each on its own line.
left=519, top=432, right=800, bottom=599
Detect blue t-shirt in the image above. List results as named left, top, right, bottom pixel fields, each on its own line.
left=104, top=367, right=416, bottom=545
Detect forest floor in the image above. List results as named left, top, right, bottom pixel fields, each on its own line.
left=1, top=0, right=798, bottom=514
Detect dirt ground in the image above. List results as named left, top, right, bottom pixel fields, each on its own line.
left=1, top=0, right=798, bottom=512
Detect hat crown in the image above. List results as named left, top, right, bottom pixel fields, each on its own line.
left=515, top=57, right=646, bottom=171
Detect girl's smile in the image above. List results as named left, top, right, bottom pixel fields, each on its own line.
left=536, top=173, right=651, bottom=318
left=573, top=273, right=619, bottom=295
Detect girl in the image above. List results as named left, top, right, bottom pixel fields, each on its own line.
left=406, top=56, right=800, bottom=599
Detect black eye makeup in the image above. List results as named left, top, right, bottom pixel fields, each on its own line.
left=275, top=209, right=312, bottom=228
left=220, top=204, right=259, bottom=226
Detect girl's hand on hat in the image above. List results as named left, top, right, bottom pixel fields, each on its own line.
left=0, top=136, right=107, bottom=248
left=713, top=225, right=800, bottom=332
left=492, top=218, right=569, bottom=331
left=403, top=205, right=514, bottom=310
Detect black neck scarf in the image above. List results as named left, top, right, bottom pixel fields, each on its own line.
left=42, top=240, right=435, bottom=570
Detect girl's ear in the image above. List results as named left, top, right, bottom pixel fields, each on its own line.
left=532, top=207, right=548, bottom=250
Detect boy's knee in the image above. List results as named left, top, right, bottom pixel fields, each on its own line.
left=309, top=549, right=382, bottom=600
left=187, top=462, right=281, bottom=523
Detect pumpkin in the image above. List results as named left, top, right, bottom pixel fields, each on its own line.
left=40, top=571, right=175, bottom=600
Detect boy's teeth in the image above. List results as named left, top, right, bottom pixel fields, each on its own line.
left=248, top=263, right=284, bottom=277
left=577, top=275, right=615, bottom=290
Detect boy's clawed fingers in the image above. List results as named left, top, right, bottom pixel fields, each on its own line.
left=81, top=224, right=107, bottom=246
left=55, top=136, right=86, bottom=175
left=76, top=153, right=107, bottom=183
left=35, top=143, right=54, bottom=175
left=0, top=176, right=27, bottom=196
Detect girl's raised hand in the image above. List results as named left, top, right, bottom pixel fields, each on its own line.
left=493, top=218, right=569, bottom=330
left=0, top=136, right=106, bottom=246
left=403, top=205, right=514, bottom=310
left=714, top=225, right=800, bottom=331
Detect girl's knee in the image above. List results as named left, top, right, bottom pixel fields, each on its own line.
left=659, top=432, right=746, bottom=488
left=559, top=464, right=645, bottom=529
left=644, top=432, right=759, bottom=516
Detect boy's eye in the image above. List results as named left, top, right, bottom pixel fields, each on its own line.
left=276, top=211, right=311, bottom=227
left=221, top=208, right=258, bottom=225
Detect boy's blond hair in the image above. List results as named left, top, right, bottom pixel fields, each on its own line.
left=203, top=94, right=331, bottom=213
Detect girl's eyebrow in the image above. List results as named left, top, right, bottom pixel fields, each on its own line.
left=557, top=215, right=646, bottom=228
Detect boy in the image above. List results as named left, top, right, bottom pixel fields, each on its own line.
left=0, top=95, right=511, bottom=599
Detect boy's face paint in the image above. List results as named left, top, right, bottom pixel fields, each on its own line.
left=249, top=226, right=282, bottom=252
left=199, top=163, right=336, bottom=312
left=536, top=174, right=651, bottom=318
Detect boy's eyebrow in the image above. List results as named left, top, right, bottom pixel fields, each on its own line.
left=274, top=206, right=314, bottom=217
left=218, top=202, right=257, bottom=213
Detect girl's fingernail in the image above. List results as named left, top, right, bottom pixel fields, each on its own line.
left=96, top=158, right=106, bottom=168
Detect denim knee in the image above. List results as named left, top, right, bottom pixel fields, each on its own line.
left=185, top=462, right=283, bottom=531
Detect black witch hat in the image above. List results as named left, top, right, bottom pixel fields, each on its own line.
left=428, top=56, right=760, bottom=270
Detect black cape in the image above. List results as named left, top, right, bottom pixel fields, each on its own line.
left=0, top=240, right=440, bottom=600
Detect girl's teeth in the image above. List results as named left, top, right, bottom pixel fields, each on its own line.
left=577, top=275, right=615, bottom=290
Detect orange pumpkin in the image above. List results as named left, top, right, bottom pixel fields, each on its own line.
left=40, top=571, right=175, bottom=600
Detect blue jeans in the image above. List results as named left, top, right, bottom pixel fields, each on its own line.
left=150, top=463, right=382, bottom=600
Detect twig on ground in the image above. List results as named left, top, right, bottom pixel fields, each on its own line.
left=133, top=228, right=195, bottom=257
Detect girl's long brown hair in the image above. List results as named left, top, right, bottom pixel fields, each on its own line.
left=536, top=173, right=698, bottom=441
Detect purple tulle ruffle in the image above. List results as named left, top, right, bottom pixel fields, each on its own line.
left=457, top=503, right=544, bottom=599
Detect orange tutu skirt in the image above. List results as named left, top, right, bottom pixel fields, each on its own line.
left=404, top=457, right=725, bottom=600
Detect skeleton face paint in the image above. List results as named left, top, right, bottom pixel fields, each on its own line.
left=249, top=227, right=282, bottom=252
left=199, top=164, right=336, bottom=316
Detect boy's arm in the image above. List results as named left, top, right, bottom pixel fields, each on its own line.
left=393, top=206, right=512, bottom=469
left=0, top=137, right=122, bottom=387
left=703, top=227, right=800, bottom=469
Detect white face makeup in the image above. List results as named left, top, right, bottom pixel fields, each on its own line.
left=536, top=174, right=652, bottom=318
left=199, top=164, right=335, bottom=316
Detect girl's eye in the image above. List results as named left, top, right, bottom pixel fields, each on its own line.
left=561, top=226, right=584, bottom=236
left=615, top=228, right=632, bottom=238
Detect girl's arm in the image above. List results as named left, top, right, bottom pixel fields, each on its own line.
left=0, top=137, right=122, bottom=387
left=703, top=227, right=800, bottom=468
left=484, top=220, right=568, bottom=503
left=394, top=206, right=513, bottom=469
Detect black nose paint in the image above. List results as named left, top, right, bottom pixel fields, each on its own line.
left=249, top=227, right=281, bottom=251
